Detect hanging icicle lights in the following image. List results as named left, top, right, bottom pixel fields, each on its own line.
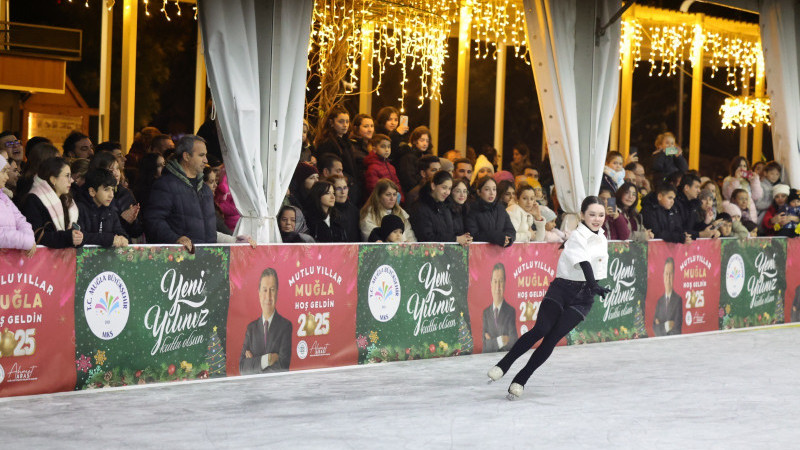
left=309, top=0, right=456, bottom=112
left=69, top=0, right=196, bottom=21
left=620, top=18, right=763, bottom=92
left=719, top=96, right=770, bottom=129
left=469, top=0, right=529, bottom=62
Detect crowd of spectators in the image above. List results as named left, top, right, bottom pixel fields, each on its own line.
left=1, top=120, right=798, bottom=252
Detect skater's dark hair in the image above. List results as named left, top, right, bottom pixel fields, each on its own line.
left=581, top=195, right=603, bottom=213
left=260, top=268, right=279, bottom=291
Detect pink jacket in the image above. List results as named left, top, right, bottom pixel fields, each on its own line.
left=364, top=151, right=404, bottom=198
left=214, top=170, right=240, bottom=231
left=722, top=176, right=761, bottom=222
left=0, top=190, right=35, bottom=250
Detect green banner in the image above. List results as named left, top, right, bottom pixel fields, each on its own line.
left=356, top=244, right=471, bottom=363
left=568, top=242, right=649, bottom=344
left=720, top=238, right=786, bottom=329
left=74, top=246, right=230, bottom=388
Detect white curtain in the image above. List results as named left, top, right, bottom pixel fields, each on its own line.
left=759, top=0, right=800, bottom=187
left=198, top=0, right=313, bottom=243
left=522, top=0, right=621, bottom=229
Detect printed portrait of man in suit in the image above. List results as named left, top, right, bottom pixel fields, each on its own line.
left=239, top=268, right=292, bottom=374
left=482, top=262, right=518, bottom=352
left=653, top=257, right=683, bottom=336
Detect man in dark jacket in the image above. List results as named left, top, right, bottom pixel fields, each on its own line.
left=144, top=135, right=215, bottom=251
left=76, top=168, right=128, bottom=247
left=641, top=184, right=692, bottom=244
left=482, top=263, right=518, bottom=352
left=675, top=173, right=719, bottom=240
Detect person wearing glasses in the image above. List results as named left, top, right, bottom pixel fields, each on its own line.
left=0, top=131, right=24, bottom=165
left=327, top=174, right=360, bottom=242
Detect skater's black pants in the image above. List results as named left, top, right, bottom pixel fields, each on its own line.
left=495, top=298, right=584, bottom=386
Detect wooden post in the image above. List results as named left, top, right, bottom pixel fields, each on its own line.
left=494, top=45, right=507, bottom=169
left=98, top=0, right=113, bottom=143
left=359, top=21, right=374, bottom=115
left=194, top=25, right=207, bottom=133
left=619, top=19, right=634, bottom=160
left=752, top=59, right=765, bottom=163
left=120, top=0, right=137, bottom=152
left=430, top=98, right=440, bottom=155
left=688, top=17, right=704, bottom=171
left=454, top=2, right=472, bottom=156
left=739, top=84, right=750, bottom=159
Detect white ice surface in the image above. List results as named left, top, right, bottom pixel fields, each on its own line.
left=2, top=325, right=800, bottom=449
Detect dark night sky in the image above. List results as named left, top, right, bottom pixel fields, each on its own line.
left=9, top=0, right=770, bottom=179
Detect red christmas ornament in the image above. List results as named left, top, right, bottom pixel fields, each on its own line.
left=429, top=344, right=436, bottom=353
left=135, top=370, right=142, bottom=378
left=405, top=348, right=410, bottom=355
left=168, top=254, right=174, bottom=262
left=168, top=364, right=176, bottom=375
left=614, top=328, right=619, bottom=336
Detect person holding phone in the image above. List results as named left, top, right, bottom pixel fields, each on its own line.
left=375, top=106, right=409, bottom=163
left=651, top=132, right=688, bottom=184
left=722, top=156, right=764, bottom=214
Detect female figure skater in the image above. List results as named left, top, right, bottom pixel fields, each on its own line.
left=487, top=196, right=611, bottom=399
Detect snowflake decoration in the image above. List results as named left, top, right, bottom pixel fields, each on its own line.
left=76, top=354, right=92, bottom=373
left=368, top=330, right=379, bottom=344
left=94, top=350, right=107, bottom=366
left=356, top=334, right=368, bottom=349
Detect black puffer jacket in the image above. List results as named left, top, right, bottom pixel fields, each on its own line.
left=465, top=198, right=515, bottom=246
left=334, top=200, right=361, bottom=242
left=409, top=186, right=456, bottom=242
left=450, top=202, right=469, bottom=237
left=641, top=201, right=685, bottom=244
left=305, top=208, right=348, bottom=243
left=75, top=186, right=128, bottom=247
left=143, top=161, right=216, bottom=244
left=395, top=146, right=426, bottom=193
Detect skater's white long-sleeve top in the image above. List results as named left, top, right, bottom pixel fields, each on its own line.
left=556, top=223, right=608, bottom=281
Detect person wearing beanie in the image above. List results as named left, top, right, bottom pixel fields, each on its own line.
left=438, top=157, right=454, bottom=175
left=775, top=188, right=800, bottom=238
left=493, top=170, right=514, bottom=185
left=761, top=184, right=791, bottom=236
left=471, top=154, right=495, bottom=186
left=368, top=213, right=405, bottom=242
left=287, top=161, right=319, bottom=211
left=0, top=155, right=36, bottom=253
left=721, top=201, right=750, bottom=239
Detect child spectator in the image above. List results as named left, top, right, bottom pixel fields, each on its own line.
left=204, top=167, right=232, bottom=235
left=75, top=168, right=129, bottom=247
left=89, top=151, right=143, bottom=239
left=756, top=161, right=782, bottom=221
left=722, top=202, right=750, bottom=239
left=506, top=184, right=546, bottom=243
left=0, top=155, right=36, bottom=254
left=359, top=178, right=416, bottom=242
left=775, top=189, right=800, bottom=238
left=717, top=212, right=734, bottom=238
left=651, top=132, right=688, bottom=184
left=328, top=174, right=361, bottom=242
left=540, top=206, right=567, bottom=243
left=70, top=158, right=90, bottom=188
left=641, top=184, right=691, bottom=244
left=471, top=154, right=495, bottom=186
left=214, top=167, right=240, bottom=231
left=601, top=151, right=625, bottom=193
left=728, top=188, right=757, bottom=227
left=20, top=157, right=84, bottom=248
left=364, top=134, right=404, bottom=199
left=465, top=176, right=515, bottom=247
left=367, top=214, right=406, bottom=243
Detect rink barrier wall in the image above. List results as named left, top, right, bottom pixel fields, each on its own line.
left=0, top=238, right=798, bottom=397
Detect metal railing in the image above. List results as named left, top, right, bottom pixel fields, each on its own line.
left=0, top=21, right=82, bottom=61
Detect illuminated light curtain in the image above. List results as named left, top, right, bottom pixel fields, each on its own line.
left=759, top=0, right=800, bottom=187
left=198, top=0, right=313, bottom=242
left=522, top=0, right=621, bottom=230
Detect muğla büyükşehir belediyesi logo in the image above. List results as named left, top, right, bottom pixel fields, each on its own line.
left=84, top=271, right=130, bottom=340
left=368, top=265, right=402, bottom=322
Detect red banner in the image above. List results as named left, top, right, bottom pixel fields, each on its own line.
left=645, top=240, right=721, bottom=336
left=226, top=245, right=359, bottom=376
left=785, top=238, right=800, bottom=323
left=0, top=249, right=76, bottom=397
left=467, top=243, right=562, bottom=354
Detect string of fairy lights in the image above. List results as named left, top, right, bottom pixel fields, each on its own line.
left=67, top=1, right=768, bottom=128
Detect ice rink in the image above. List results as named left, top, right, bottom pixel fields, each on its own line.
left=2, top=325, right=799, bottom=448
